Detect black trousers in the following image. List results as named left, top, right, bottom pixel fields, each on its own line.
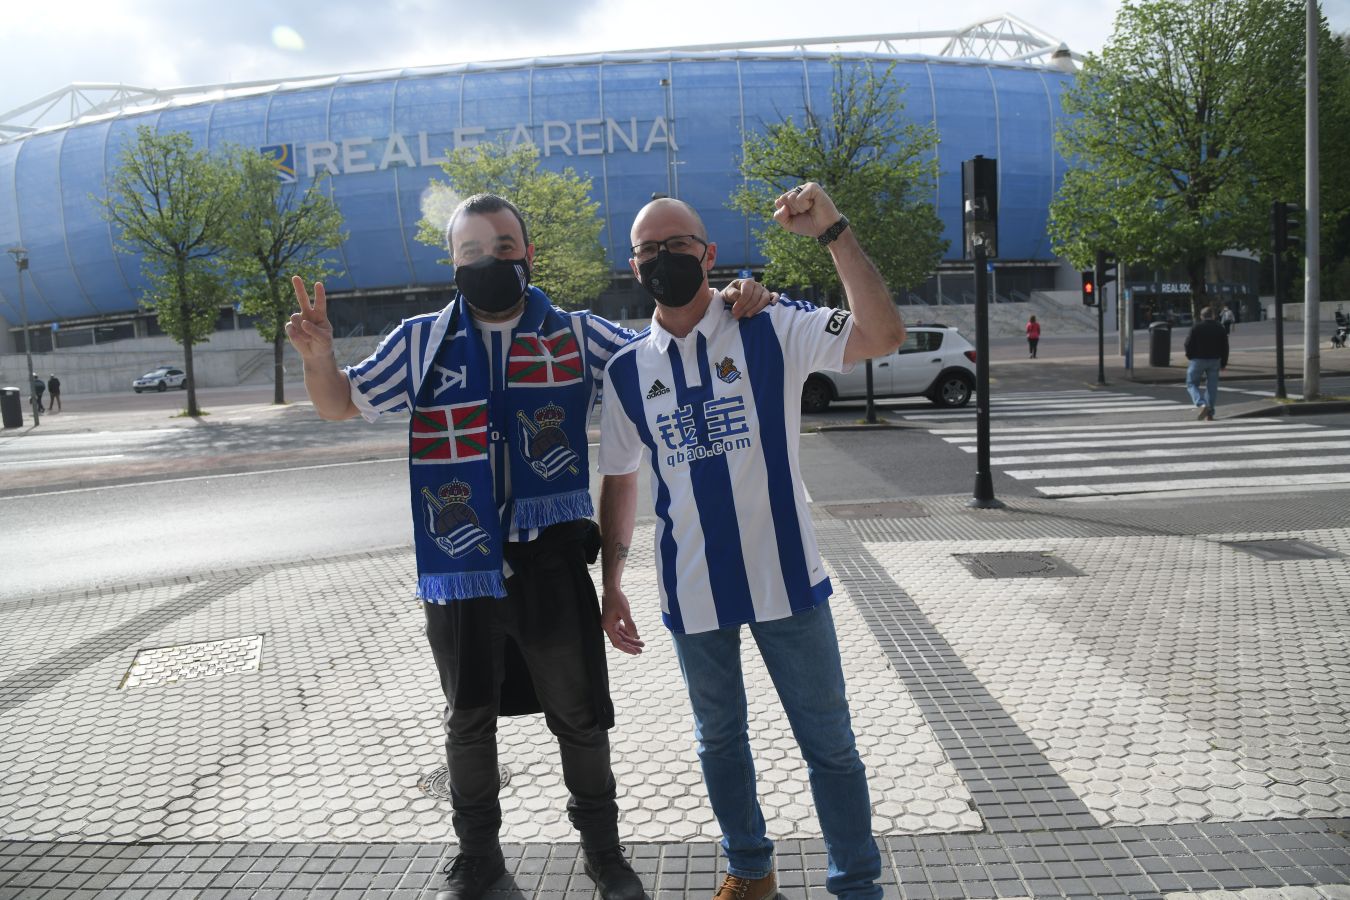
left=422, top=527, right=618, bottom=855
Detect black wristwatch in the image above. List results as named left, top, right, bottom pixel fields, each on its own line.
left=817, top=215, right=850, bottom=246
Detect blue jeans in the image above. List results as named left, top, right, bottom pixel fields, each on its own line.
left=1186, top=358, right=1222, bottom=410
left=670, top=602, right=882, bottom=898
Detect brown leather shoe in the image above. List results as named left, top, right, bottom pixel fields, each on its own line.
left=712, top=870, right=778, bottom=900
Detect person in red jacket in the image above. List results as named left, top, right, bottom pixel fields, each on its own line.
left=1026, top=315, right=1041, bottom=358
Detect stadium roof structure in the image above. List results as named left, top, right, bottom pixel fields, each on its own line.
left=0, top=13, right=1080, bottom=145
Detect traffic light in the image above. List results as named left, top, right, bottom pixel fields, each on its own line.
left=1272, top=201, right=1303, bottom=257
left=1081, top=270, right=1097, bottom=306
left=961, top=155, right=999, bottom=259
left=1096, top=249, right=1118, bottom=289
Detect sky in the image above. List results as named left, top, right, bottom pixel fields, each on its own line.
left=3, top=0, right=1349, bottom=128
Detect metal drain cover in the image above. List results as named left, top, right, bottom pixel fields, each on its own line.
left=419, top=765, right=511, bottom=800
left=119, top=635, right=263, bottom=689
left=1222, top=539, right=1343, bottom=561
left=826, top=501, right=929, bottom=519
left=955, top=551, right=1085, bottom=579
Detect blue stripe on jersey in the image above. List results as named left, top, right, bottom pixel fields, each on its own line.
left=740, top=314, right=816, bottom=611
left=608, top=348, right=685, bottom=633
left=370, top=377, right=411, bottom=412
left=582, top=313, right=636, bottom=381
left=667, top=336, right=755, bottom=628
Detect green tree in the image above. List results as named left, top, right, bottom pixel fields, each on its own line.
left=1048, top=0, right=1350, bottom=313
left=731, top=59, right=946, bottom=304
left=224, top=147, right=346, bottom=404
left=141, top=263, right=229, bottom=349
left=101, top=126, right=232, bottom=416
left=416, top=142, right=609, bottom=309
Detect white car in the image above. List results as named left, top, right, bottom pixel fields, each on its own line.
left=802, top=324, right=977, bottom=412
left=132, top=366, right=188, bottom=393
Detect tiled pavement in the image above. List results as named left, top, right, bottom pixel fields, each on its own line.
left=2, top=491, right=1348, bottom=898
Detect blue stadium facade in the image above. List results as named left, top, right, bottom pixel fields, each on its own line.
left=0, top=50, right=1074, bottom=340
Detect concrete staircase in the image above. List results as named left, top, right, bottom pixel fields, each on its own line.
left=898, top=290, right=1101, bottom=339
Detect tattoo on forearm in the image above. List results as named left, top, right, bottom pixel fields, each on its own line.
left=614, top=542, right=629, bottom=562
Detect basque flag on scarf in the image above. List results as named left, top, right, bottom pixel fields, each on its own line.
left=411, top=402, right=489, bottom=464
left=507, top=328, right=583, bottom=386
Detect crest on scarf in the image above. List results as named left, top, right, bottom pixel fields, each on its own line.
left=507, top=327, right=584, bottom=386
left=716, top=357, right=742, bottom=384
left=421, top=481, right=491, bottom=559
left=517, top=403, right=580, bottom=480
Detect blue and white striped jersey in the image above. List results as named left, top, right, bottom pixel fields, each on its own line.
left=597, top=294, right=855, bottom=635
left=346, top=302, right=635, bottom=543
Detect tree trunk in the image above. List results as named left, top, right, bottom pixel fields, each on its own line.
left=271, top=277, right=285, bottom=404
left=1187, top=257, right=1208, bottom=321
left=178, top=258, right=201, bottom=417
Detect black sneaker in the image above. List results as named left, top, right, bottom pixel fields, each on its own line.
left=584, top=845, right=645, bottom=900
left=437, top=848, right=507, bottom=900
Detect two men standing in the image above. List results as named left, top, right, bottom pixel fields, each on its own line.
left=289, top=182, right=900, bottom=900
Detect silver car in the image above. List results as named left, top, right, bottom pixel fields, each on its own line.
left=132, top=366, right=188, bottom=393
left=802, top=324, right=977, bottom=412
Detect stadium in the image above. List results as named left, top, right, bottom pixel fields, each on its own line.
left=3, top=16, right=1220, bottom=391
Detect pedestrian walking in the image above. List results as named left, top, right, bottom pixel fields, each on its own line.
left=1026, top=315, right=1041, bottom=358
left=1184, top=307, right=1229, bottom=421
left=286, top=193, right=774, bottom=900
left=30, top=374, right=45, bottom=413
left=46, top=374, right=61, bottom=412
left=598, top=183, right=902, bottom=900
left=1220, top=306, right=1235, bottom=334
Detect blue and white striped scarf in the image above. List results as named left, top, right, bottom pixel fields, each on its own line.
left=410, top=289, right=593, bottom=601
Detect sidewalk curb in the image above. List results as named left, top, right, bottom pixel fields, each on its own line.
left=1226, top=399, right=1350, bottom=418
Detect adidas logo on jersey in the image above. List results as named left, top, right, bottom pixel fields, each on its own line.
left=646, top=380, right=671, bottom=399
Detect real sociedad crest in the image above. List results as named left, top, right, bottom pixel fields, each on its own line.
left=260, top=144, right=297, bottom=183
left=517, top=403, right=579, bottom=480
left=421, top=480, right=490, bottom=559
left=716, top=357, right=742, bottom=384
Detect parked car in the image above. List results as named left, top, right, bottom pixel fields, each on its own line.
left=132, top=366, right=188, bottom=393
left=802, top=323, right=977, bottom=412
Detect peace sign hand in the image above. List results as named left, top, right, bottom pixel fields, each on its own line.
left=285, top=276, right=335, bottom=361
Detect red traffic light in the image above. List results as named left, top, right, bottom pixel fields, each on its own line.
left=1081, top=270, right=1097, bottom=306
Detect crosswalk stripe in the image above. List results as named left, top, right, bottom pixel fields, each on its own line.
left=942, top=424, right=1331, bottom=444
left=927, top=419, right=1305, bottom=435
left=1039, top=472, right=1350, bottom=499
left=908, top=387, right=1347, bottom=501
left=955, top=430, right=1350, bottom=452
left=992, top=439, right=1350, bottom=465
left=1007, top=453, right=1350, bottom=480
left=904, top=403, right=1186, bottom=420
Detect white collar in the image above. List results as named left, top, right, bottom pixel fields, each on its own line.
left=648, top=290, right=725, bottom=354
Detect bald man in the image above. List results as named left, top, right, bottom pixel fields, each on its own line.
left=597, top=184, right=904, bottom=900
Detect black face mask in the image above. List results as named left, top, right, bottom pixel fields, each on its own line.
left=637, top=250, right=705, bottom=308
left=455, top=256, right=530, bottom=314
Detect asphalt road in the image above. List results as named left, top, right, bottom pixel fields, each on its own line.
left=3, top=349, right=1346, bottom=603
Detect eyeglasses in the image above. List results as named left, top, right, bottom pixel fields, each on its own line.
left=630, top=234, right=707, bottom=263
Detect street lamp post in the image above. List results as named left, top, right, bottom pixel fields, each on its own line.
left=6, top=246, right=37, bottom=426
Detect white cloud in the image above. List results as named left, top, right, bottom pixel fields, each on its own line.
left=3, top=0, right=1347, bottom=126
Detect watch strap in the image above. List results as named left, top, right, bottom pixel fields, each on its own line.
left=817, top=215, right=850, bottom=246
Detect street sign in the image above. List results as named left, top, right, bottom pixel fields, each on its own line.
left=737, top=268, right=753, bottom=279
